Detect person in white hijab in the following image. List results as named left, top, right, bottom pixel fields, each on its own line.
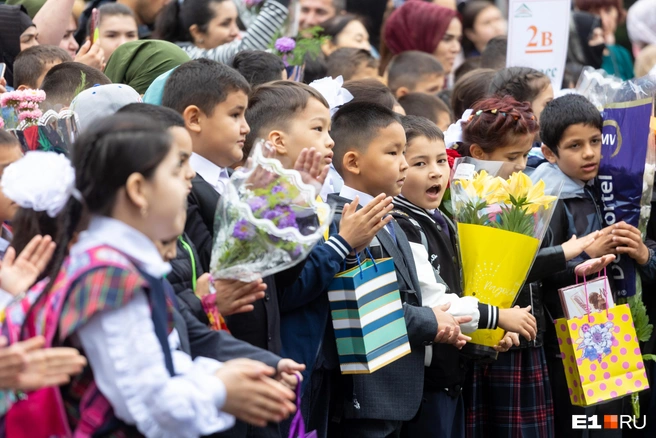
left=627, top=0, right=656, bottom=56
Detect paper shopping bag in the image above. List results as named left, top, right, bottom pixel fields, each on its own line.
left=555, top=304, right=649, bottom=407
left=327, top=258, right=411, bottom=375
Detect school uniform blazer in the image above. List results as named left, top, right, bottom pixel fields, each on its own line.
left=326, top=195, right=438, bottom=422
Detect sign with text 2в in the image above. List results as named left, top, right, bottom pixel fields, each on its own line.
left=506, top=0, right=571, bottom=92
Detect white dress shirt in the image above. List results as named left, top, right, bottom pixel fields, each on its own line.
left=190, top=153, right=231, bottom=195
left=72, top=216, right=235, bottom=437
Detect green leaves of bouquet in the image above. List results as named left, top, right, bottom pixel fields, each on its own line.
left=270, top=26, right=328, bottom=67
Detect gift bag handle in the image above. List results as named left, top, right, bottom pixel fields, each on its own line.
left=582, top=267, right=609, bottom=323
left=288, top=374, right=305, bottom=438
left=355, top=248, right=377, bottom=279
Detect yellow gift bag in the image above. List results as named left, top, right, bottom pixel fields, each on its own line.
left=555, top=303, right=649, bottom=406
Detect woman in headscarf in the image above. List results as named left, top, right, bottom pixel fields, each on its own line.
left=0, top=5, right=38, bottom=89
left=627, top=0, right=656, bottom=57
left=381, top=0, right=461, bottom=78
left=104, top=40, right=190, bottom=95
left=571, top=11, right=607, bottom=71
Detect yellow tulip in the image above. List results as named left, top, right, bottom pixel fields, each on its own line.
left=524, top=180, right=558, bottom=213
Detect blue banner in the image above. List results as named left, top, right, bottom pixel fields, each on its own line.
left=597, top=99, right=653, bottom=297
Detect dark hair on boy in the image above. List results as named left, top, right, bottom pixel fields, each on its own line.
left=458, top=95, right=539, bottom=157
left=344, top=78, right=397, bottom=110
left=117, top=103, right=185, bottom=128
left=11, top=114, right=172, bottom=295
left=93, top=3, right=137, bottom=35
left=539, top=94, right=602, bottom=156
left=331, top=101, right=402, bottom=174
left=387, top=51, right=445, bottom=95
left=162, top=58, right=250, bottom=116
left=451, top=68, right=495, bottom=119
left=327, top=48, right=378, bottom=81
left=488, top=67, right=551, bottom=104
left=231, top=51, right=285, bottom=87
left=13, top=46, right=72, bottom=89
left=480, top=35, right=507, bottom=69
left=41, top=62, right=112, bottom=110
left=0, top=130, right=20, bottom=147
left=401, top=114, right=445, bottom=145
left=302, top=52, right=328, bottom=85
left=245, top=81, right=329, bottom=154
left=398, top=92, right=453, bottom=126
left=454, top=57, right=481, bottom=83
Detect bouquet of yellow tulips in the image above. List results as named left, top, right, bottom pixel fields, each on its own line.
left=451, top=158, right=561, bottom=352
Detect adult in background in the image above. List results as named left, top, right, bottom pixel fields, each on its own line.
left=0, top=5, right=38, bottom=90
left=460, top=1, right=506, bottom=59
left=626, top=0, right=656, bottom=57
left=299, top=0, right=344, bottom=30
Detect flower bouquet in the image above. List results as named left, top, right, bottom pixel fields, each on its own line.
left=210, top=139, right=334, bottom=282
left=451, top=157, right=561, bottom=352
left=1, top=89, right=45, bottom=130
left=271, top=26, right=328, bottom=82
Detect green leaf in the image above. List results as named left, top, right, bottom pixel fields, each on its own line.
left=626, top=278, right=654, bottom=343
left=643, top=354, right=656, bottom=362
left=73, top=71, right=87, bottom=99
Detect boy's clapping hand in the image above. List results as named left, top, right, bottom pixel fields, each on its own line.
left=561, top=232, right=599, bottom=261
left=216, top=359, right=297, bottom=427
left=611, top=221, right=651, bottom=265
left=432, top=303, right=472, bottom=349
left=498, top=306, right=537, bottom=342
left=0, top=235, right=56, bottom=297
left=213, top=279, right=267, bottom=316
left=339, top=195, right=394, bottom=253
left=583, top=228, right=617, bottom=258
left=293, top=148, right=330, bottom=186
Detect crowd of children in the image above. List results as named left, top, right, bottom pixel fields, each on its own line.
left=1, top=0, right=656, bottom=437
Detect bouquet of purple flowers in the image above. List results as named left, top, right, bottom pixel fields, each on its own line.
left=211, top=140, right=334, bottom=281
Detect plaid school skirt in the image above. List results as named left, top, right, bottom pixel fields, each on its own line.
left=464, top=347, right=554, bottom=438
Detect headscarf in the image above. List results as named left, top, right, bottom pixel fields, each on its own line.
left=572, top=11, right=605, bottom=69
left=383, top=1, right=458, bottom=55
left=0, top=5, right=34, bottom=88
left=6, top=0, right=46, bottom=18
left=627, top=0, right=656, bottom=47
left=143, top=68, right=176, bottom=106
left=70, top=84, right=142, bottom=132
left=104, top=41, right=190, bottom=95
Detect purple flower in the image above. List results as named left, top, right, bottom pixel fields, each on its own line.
left=278, top=211, right=297, bottom=229
left=291, top=245, right=303, bottom=257
left=247, top=196, right=267, bottom=212
left=272, top=185, right=284, bottom=194
left=275, top=37, right=296, bottom=53
left=232, top=219, right=255, bottom=240
left=263, top=208, right=282, bottom=221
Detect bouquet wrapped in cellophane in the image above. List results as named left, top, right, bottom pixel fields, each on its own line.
left=451, top=157, right=561, bottom=353
left=210, top=140, right=334, bottom=282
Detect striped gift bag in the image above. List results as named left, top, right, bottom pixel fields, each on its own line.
left=327, top=257, right=411, bottom=374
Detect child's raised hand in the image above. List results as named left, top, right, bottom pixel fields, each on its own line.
left=562, top=232, right=598, bottom=261
left=611, top=222, right=651, bottom=265
left=339, top=194, right=394, bottom=253
left=583, top=228, right=617, bottom=259
left=574, top=254, right=616, bottom=277
left=293, top=148, right=330, bottom=186
left=216, top=359, right=296, bottom=427
left=493, top=332, right=520, bottom=353
left=0, top=235, right=56, bottom=297
left=213, top=279, right=267, bottom=316
left=498, top=306, right=537, bottom=342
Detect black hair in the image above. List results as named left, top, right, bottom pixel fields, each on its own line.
left=13, top=45, right=72, bottom=89
left=41, top=62, right=112, bottom=110
left=540, top=94, right=602, bottom=155
left=320, top=13, right=367, bottom=42
left=451, top=68, right=496, bottom=119
left=454, top=56, right=481, bottom=83
left=480, top=35, right=507, bottom=69
left=154, top=0, right=229, bottom=43
left=117, top=103, right=185, bottom=128
left=327, top=48, right=378, bottom=81
left=162, top=58, right=250, bottom=116
left=488, top=67, right=551, bottom=104
left=387, top=51, right=444, bottom=94
left=231, top=50, right=286, bottom=87
left=401, top=114, right=445, bottom=144
left=301, top=52, right=328, bottom=85
left=0, top=130, right=20, bottom=147
left=245, top=81, right=329, bottom=155
left=343, top=78, right=397, bottom=110
left=331, top=101, right=402, bottom=174
left=460, top=1, right=497, bottom=56
left=11, top=114, right=172, bottom=297
left=398, top=92, right=453, bottom=126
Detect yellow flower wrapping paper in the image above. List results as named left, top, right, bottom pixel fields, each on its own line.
left=555, top=304, right=648, bottom=407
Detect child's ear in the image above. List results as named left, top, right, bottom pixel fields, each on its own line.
left=188, top=24, right=203, bottom=45
left=268, top=130, right=287, bottom=156
left=183, top=105, right=202, bottom=134
left=395, top=87, right=409, bottom=98
left=541, top=144, right=558, bottom=164
left=343, top=150, right=361, bottom=176
left=124, top=172, right=149, bottom=214
left=16, top=85, right=28, bottom=91
left=469, top=144, right=486, bottom=160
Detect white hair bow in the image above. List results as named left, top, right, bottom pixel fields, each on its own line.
left=309, top=76, right=354, bottom=116
left=444, top=109, right=473, bottom=149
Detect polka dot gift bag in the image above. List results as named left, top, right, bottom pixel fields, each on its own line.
left=555, top=272, right=649, bottom=407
